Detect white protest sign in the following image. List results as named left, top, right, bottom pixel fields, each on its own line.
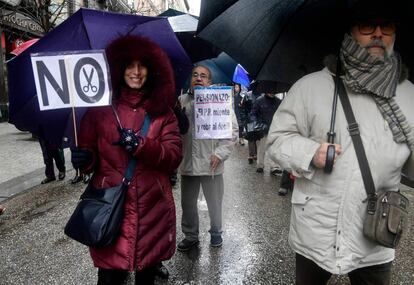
left=194, top=86, right=233, bottom=139
left=31, top=50, right=111, bottom=110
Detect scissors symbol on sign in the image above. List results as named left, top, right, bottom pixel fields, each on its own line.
left=82, top=68, right=97, bottom=93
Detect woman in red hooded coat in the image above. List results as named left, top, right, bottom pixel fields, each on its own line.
left=71, top=35, right=182, bottom=284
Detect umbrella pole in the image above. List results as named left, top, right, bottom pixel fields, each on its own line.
left=72, top=106, right=78, bottom=147
left=324, top=58, right=341, bottom=174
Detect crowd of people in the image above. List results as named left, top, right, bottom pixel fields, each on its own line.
left=2, top=1, right=414, bottom=284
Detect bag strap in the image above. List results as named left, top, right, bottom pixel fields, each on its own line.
left=334, top=76, right=376, bottom=197
left=123, top=114, right=151, bottom=184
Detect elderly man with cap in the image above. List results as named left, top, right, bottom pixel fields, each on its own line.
left=267, top=1, right=414, bottom=284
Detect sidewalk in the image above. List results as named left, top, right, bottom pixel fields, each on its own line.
left=0, top=122, right=71, bottom=203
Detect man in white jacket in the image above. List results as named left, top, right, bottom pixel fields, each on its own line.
left=177, top=65, right=238, bottom=251
left=267, top=1, right=414, bottom=284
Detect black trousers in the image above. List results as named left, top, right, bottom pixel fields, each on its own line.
left=280, top=170, right=294, bottom=190
left=295, top=253, right=392, bottom=285
left=248, top=140, right=257, bottom=157
left=237, top=123, right=244, bottom=139
left=39, top=138, right=65, bottom=178
left=97, top=267, right=156, bottom=285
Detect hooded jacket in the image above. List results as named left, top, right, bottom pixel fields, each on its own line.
left=78, top=36, right=182, bottom=271
left=267, top=66, right=414, bottom=274
left=250, top=94, right=281, bottom=134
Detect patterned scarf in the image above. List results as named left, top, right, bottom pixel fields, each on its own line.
left=340, top=33, right=414, bottom=151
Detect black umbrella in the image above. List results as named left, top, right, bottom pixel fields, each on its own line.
left=159, top=9, right=221, bottom=62
left=159, top=8, right=187, bottom=17
left=197, top=0, right=414, bottom=86
left=251, top=80, right=291, bottom=94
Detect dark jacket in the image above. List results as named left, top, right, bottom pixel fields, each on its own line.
left=240, top=91, right=255, bottom=124
left=250, top=94, right=281, bottom=134
left=234, top=91, right=244, bottom=124
left=78, top=36, right=182, bottom=271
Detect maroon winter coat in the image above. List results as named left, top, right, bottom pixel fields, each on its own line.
left=77, top=36, right=182, bottom=271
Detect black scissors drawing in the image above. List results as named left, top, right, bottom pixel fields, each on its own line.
left=82, top=67, right=98, bottom=93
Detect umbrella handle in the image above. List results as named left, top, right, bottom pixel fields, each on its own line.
left=324, top=144, right=335, bottom=173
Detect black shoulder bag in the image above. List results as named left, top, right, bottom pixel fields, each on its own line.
left=64, top=113, right=151, bottom=248
left=335, top=77, right=409, bottom=248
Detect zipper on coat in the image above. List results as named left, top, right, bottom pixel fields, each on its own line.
left=156, top=178, right=165, bottom=196
left=132, top=182, right=141, bottom=271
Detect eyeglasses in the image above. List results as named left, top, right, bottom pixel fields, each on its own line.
left=192, top=72, right=209, bottom=80
left=358, top=21, right=396, bottom=36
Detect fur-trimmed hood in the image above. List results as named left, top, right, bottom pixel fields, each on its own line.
left=105, top=35, right=175, bottom=116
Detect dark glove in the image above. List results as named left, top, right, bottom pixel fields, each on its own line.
left=174, top=107, right=189, bottom=135
left=114, top=128, right=141, bottom=153
left=71, top=148, right=92, bottom=170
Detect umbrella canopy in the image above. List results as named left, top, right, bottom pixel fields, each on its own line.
left=159, top=9, right=221, bottom=62
left=7, top=8, right=192, bottom=145
left=158, top=8, right=187, bottom=17
left=197, top=0, right=414, bottom=87
left=196, top=52, right=238, bottom=85
left=10, top=39, right=39, bottom=56
left=250, top=80, right=291, bottom=94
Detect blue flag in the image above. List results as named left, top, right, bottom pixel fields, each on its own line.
left=232, top=64, right=250, bottom=87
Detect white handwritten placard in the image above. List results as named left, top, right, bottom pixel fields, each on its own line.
left=194, top=86, right=233, bottom=139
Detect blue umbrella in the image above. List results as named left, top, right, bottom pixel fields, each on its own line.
left=196, top=52, right=237, bottom=85
left=7, top=8, right=192, bottom=145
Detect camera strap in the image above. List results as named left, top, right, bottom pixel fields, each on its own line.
left=110, top=104, right=151, bottom=180
left=111, top=105, right=123, bottom=129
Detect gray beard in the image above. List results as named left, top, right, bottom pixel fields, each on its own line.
left=362, top=38, right=395, bottom=60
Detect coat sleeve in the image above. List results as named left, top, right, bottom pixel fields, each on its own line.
left=214, top=112, right=238, bottom=161
left=133, top=110, right=182, bottom=173
left=266, top=82, right=320, bottom=179
left=402, top=146, right=414, bottom=180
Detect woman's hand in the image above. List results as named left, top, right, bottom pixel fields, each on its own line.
left=114, top=128, right=141, bottom=153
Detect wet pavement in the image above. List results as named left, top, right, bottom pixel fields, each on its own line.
left=0, top=128, right=413, bottom=284
left=0, top=123, right=71, bottom=202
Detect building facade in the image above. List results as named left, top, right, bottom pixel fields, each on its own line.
left=134, top=0, right=188, bottom=16
left=1, top=0, right=46, bottom=119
